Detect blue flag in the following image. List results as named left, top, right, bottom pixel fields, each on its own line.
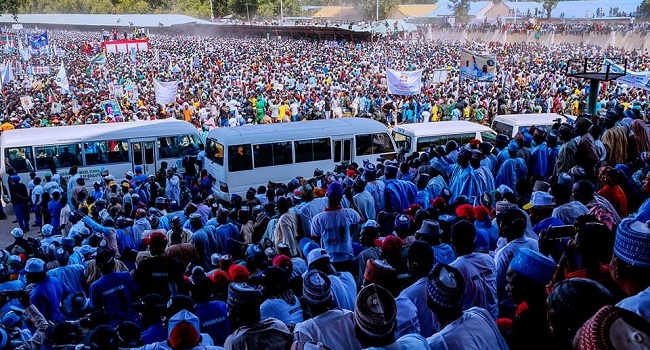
left=26, top=32, right=48, bottom=50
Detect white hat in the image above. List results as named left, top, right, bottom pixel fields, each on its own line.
left=10, top=228, right=23, bottom=238
left=307, top=248, right=330, bottom=266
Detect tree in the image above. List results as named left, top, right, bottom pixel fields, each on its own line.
left=228, top=0, right=257, bottom=19
left=359, top=0, right=399, bottom=20
left=256, top=0, right=300, bottom=18
left=448, top=0, right=470, bottom=23
left=638, top=0, right=650, bottom=18
left=542, top=0, right=558, bottom=19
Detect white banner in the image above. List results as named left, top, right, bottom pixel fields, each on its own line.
left=386, top=69, right=423, bottom=96
left=30, top=66, right=50, bottom=75
left=603, top=58, right=650, bottom=91
left=432, top=68, right=449, bottom=83
left=11, top=24, right=23, bottom=30
left=154, top=79, right=178, bottom=106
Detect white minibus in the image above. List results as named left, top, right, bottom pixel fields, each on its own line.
left=491, top=113, right=574, bottom=137
left=0, top=119, right=202, bottom=189
left=204, top=118, right=397, bottom=202
left=392, top=121, right=497, bottom=153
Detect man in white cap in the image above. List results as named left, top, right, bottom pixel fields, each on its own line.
left=611, top=218, right=650, bottom=321
left=449, top=220, right=498, bottom=320
left=426, top=263, right=508, bottom=349
left=293, top=269, right=361, bottom=350
left=493, top=208, right=538, bottom=318
left=24, top=258, right=68, bottom=323
left=355, top=283, right=429, bottom=350
left=307, top=248, right=356, bottom=311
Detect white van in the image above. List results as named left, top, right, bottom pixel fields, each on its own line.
left=392, top=121, right=497, bottom=153
left=491, top=113, right=573, bottom=137
left=204, top=118, right=397, bottom=202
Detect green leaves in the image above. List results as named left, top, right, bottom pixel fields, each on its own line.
left=448, top=0, right=470, bottom=23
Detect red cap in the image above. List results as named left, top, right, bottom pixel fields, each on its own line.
left=209, top=270, right=232, bottom=287
left=374, top=235, right=404, bottom=255
left=169, top=321, right=199, bottom=349
left=470, top=139, right=481, bottom=145
left=272, top=255, right=292, bottom=270
left=228, top=264, right=249, bottom=283
left=455, top=204, right=475, bottom=221
left=346, top=169, right=357, bottom=178
left=433, top=197, right=446, bottom=208
left=142, top=230, right=168, bottom=247
left=474, top=205, right=492, bottom=221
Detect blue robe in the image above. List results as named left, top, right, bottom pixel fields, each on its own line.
left=449, top=166, right=481, bottom=201
left=531, top=143, right=549, bottom=178
left=384, top=179, right=417, bottom=213
left=494, top=158, right=523, bottom=194
left=475, top=166, right=496, bottom=194
left=496, top=148, right=509, bottom=175
left=425, top=176, right=448, bottom=199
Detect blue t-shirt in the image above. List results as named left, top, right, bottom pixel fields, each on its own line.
left=195, top=300, right=230, bottom=346
left=311, top=208, right=361, bottom=263
left=90, top=271, right=139, bottom=326
left=433, top=243, right=457, bottom=265
left=48, top=200, right=63, bottom=228
left=31, top=276, right=68, bottom=323
left=141, top=322, right=166, bottom=345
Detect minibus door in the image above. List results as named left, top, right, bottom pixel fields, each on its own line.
left=333, top=139, right=352, bottom=163
left=130, top=140, right=157, bottom=175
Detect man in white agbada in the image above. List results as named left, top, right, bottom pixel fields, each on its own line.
left=449, top=220, right=499, bottom=319
left=355, top=284, right=429, bottom=350
left=394, top=241, right=438, bottom=338
left=493, top=208, right=538, bottom=316
left=293, top=269, right=362, bottom=350
left=426, top=263, right=508, bottom=350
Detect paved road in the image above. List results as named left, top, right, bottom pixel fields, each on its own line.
left=0, top=204, right=37, bottom=249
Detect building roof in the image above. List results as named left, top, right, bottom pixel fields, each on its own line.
left=431, top=1, right=494, bottom=17
left=394, top=4, right=441, bottom=18
left=311, top=6, right=356, bottom=19
left=0, top=14, right=214, bottom=28
left=504, top=0, right=641, bottom=18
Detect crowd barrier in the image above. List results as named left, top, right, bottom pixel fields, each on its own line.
left=424, top=28, right=650, bottom=51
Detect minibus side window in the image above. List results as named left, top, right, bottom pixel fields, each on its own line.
left=492, top=121, right=513, bottom=137
left=295, top=138, right=331, bottom=163
left=392, top=132, right=411, bottom=152
left=355, top=135, right=373, bottom=156
left=5, top=147, right=34, bottom=173
left=158, top=135, right=199, bottom=158
left=84, top=140, right=129, bottom=165
left=253, top=141, right=294, bottom=168
left=228, top=144, right=253, bottom=172
left=372, top=133, right=395, bottom=154
left=205, top=139, right=224, bottom=166
left=34, top=144, right=82, bottom=170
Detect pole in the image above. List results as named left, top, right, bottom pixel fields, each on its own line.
left=280, top=0, right=284, bottom=22
left=209, top=0, right=215, bottom=21
left=513, top=0, right=517, bottom=24
left=245, top=3, right=251, bottom=24
left=376, top=0, right=379, bottom=21
left=588, top=79, right=599, bottom=115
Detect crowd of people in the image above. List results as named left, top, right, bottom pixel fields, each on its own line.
left=1, top=29, right=650, bottom=130
left=2, top=27, right=650, bottom=350
left=3, top=103, right=650, bottom=349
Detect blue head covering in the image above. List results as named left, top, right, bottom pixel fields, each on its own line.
left=614, top=218, right=650, bottom=269
left=508, top=140, right=519, bottom=152
left=509, top=248, right=556, bottom=284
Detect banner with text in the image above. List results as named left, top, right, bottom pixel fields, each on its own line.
left=386, top=69, right=423, bottom=96
left=459, top=49, right=497, bottom=82
left=154, top=79, right=178, bottom=106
